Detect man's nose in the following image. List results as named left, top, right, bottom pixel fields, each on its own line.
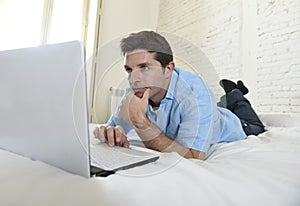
left=129, top=69, right=142, bottom=84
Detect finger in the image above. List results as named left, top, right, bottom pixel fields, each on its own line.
left=119, top=98, right=127, bottom=112
left=106, top=126, right=115, bottom=146
left=123, top=91, right=134, bottom=102
left=98, top=125, right=107, bottom=143
left=123, top=140, right=130, bottom=148
left=115, top=126, right=129, bottom=147
left=142, top=88, right=150, bottom=100
left=120, top=92, right=131, bottom=111
left=93, top=127, right=99, bottom=137
left=120, top=93, right=134, bottom=124
left=127, top=91, right=135, bottom=98
left=114, top=126, right=123, bottom=145
left=141, top=88, right=150, bottom=105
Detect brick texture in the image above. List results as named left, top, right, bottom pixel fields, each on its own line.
left=157, top=0, right=300, bottom=115
left=256, top=0, right=300, bottom=114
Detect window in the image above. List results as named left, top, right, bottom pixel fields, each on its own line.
left=0, top=0, right=44, bottom=50
left=0, top=0, right=97, bottom=52
left=48, top=0, right=84, bottom=44
left=0, top=0, right=102, bottom=122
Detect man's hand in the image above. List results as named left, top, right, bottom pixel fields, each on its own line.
left=93, top=125, right=129, bottom=148
left=119, top=88, right=150, bottom=129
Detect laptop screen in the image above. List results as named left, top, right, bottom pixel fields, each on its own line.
left=0, top=41, right=91, bottom=177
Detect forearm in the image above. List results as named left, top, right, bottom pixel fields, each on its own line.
left=133, top=117, right=205, bottom=159
left=142, top=132, right=193, bottom=158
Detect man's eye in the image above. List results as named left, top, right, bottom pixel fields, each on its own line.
left=141, top=66, right=150, bottom=71
left=125, top=68, right=132, bottom=73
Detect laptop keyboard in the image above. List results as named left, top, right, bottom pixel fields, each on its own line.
left=90, top=139, right=159, bottom=171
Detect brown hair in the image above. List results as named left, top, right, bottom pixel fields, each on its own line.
left=120, top=30, right=173, bottom=67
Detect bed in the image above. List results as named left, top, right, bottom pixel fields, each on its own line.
left=0, top=114, right=299, bottom=206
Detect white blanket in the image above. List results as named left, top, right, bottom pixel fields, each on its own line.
left=1, top=117, right=300, bottom=206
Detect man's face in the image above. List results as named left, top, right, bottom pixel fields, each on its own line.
left=124, top=49, right=173, bottom=103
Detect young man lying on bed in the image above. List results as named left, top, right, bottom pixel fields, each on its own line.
left=93, top=30, right=265, bottom=160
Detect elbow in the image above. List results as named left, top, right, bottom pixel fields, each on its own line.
left=184, top=149, right=206, bottom=160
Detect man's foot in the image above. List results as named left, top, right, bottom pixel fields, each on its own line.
left=237, top=80, right=249, bottom=95
left=219, top=79, right=236, bottom=93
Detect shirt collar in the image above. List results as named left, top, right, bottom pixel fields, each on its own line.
left=164, top=67, right=180, bottom=100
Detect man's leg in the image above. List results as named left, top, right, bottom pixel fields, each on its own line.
left=219, top=79, right=265, bottom=136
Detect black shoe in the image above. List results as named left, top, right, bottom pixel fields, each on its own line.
left=237, top=80, right=249, bottom=95
left=219, top=79, right=236, bottom=93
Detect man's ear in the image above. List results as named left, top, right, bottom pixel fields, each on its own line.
left=165, top=61, right=175, bottom=77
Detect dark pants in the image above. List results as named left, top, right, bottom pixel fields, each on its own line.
left=219, top=89, right=265, bottom=136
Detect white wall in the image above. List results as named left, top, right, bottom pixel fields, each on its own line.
left=157, top=0, right=300, bottom=116
left=99, top=0, right=160, bottom=45
left=256, top=0, right=300, bottom=114
left=90, top=0, right=160, bottom=123
left=91, top=0, right=300, bottom=123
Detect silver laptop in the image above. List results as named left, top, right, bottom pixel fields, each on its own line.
left=0, top=41, right=159, bottom=178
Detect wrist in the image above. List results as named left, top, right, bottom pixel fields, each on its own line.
left=134, top=119, right=161, bottom=142
left=131, top=115, right=151, bottom=130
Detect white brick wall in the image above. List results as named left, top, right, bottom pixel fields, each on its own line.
left=256, top=0, right=300, bottom=115
left=157, top=0, right=300, bottom=116
left=158, top=0, right=242, bottom=79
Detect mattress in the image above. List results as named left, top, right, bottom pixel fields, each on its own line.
left=0, top=115, right=299, bottom=206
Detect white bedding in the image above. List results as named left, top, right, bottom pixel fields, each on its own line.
left=1, top=115, right=300, bottom=206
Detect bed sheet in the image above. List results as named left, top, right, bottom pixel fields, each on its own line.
left=0, top=117, right=300, bottom=206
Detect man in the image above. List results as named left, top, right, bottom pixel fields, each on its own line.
left=93, top=30, right=264, bottom=160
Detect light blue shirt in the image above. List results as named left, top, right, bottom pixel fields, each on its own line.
left=107, top=68, right=247, bottom=152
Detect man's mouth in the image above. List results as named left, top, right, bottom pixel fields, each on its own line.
left=133, top=87, right=149, bottom=97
